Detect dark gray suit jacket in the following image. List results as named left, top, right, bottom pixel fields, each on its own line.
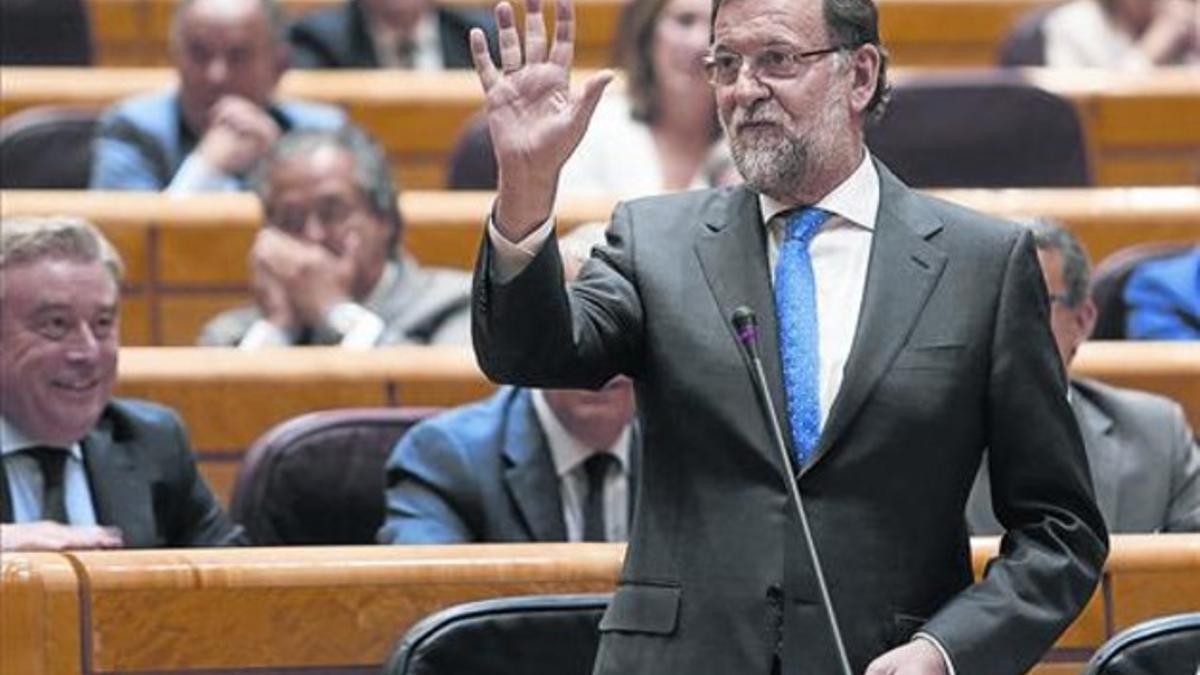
left=472, top=161, right=1107, bottom=674
left=968, top=377, right=1200, bottom=534
left=0, top=399, right=243, bottom=548
left=288, top=0, right=498, bottom=69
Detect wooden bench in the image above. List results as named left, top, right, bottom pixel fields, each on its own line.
left=103, top=341, right=1200, bottom=505
left=85, top=0, right=1056, bottom=68
left=3, top=535, right=1197, bottom=674
left=2, top=67, right=1197, bottom=188
left=3, top=187, right=1196, bottom=346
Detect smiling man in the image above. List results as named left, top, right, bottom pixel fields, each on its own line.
left=0, top=216, right=242, bottom=551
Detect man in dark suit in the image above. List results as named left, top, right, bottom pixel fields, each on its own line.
left=289, top=0, right=497, bottom=69
left=466, top=0, right=1107, bottom=673
left=379, top=225, right=637, bottom=544
left=1, top=216, right=242, bottom=551
left=968, top=221, right=1200, bottom=534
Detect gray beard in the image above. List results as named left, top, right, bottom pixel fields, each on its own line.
left=727, top=128, right=812, bottom=202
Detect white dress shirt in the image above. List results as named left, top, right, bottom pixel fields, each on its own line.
left=531, top=391, right=632, bottom=542
left=1, top=416, right=98, bottom=525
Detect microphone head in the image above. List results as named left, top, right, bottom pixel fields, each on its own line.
left=731, top=306, right=759, bottom=348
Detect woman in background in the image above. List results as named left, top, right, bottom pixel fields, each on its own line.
left=1042, top=0, right=1198, bottom=69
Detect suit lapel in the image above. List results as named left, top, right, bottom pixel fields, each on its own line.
left=694, top=187, right=793, bottom=459
left=0, top=458, right=12, bottom=522
left=502, top=390, right=568, bottom=541
left=1071, top=386, right=1120, bottom=526
left=84, top=416, right=156, bottom=547
left=805, top=165, right=947, bottom=473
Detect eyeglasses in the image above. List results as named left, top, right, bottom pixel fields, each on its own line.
left=267, top=195, right=364, bottom=238
left=702, top=44, right=855, bottom=87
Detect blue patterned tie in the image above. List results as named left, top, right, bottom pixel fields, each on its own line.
left=775, top=207, right=830, bottom=467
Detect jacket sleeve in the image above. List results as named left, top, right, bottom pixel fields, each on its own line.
left=377, top=422, right=476, bottom=544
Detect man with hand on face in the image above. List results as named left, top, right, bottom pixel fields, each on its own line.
left=290, top=0, right=499, bottom=70
left=198, top=126, right=472, bottom=348
left=967, top=220, right=1200, bottom=535
left=90, top=0, right=344, bottom=192
left=1, top=217, right=242, bottom=551
left=379, top=224, right=638, bottom=544
left=466, top=0, right=1107, bottom=673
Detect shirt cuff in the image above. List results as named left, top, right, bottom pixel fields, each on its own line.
left=914, top=632, right=956, bottom=675
left=167, top=153, right=240, bottom=194
left=238, top=320, right=295, bottom=348
left=325, top=302, right=385, bottom=348
left=486, top=214, right=555, bottom=284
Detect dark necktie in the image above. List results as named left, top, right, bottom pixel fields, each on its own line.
left=24, top=446, right=69, bottom=523
left=776, top=207, right=831, bottom=468
left=396, top=38, right=415, bottom=68
left=582, top=453, right=615, bottom=542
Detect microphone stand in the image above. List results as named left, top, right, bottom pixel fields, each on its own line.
left=731, top=306, right=853, bottom=675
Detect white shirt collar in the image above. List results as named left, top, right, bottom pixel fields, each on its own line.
left=758, top=151, right=879, bottom=230
left=530, top=390, right=632, bottom=478
left=0, top=416, right=84, bottom=461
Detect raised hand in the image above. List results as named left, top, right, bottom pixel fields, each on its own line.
left=470, top=0, right=612, bottom=239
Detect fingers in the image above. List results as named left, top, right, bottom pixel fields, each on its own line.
left=574, top=69, right=614, bottom=126
left=548, top=0, right=575, bottom=67
left=524, top=0, right=548, bottom=64
left=496, top=2, right=523, bottom=73
left=470, top=28, right=499, bottom=90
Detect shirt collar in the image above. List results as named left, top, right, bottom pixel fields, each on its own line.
left=758, top=151, right=879, bottom=230
left=0, top=416, right=84, bottom=461
left=530, top=390, right=632, bottom=478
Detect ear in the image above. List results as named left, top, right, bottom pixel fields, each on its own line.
left=273, top=43, right=291, bottom=81
left=847, top=44, right=881, bottom=116
left=1077, top=297, right=1098, bottom=341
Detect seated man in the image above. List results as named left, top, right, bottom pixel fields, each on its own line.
left=1, top=216, right=243, bottom=550
left=378, top=225, right=637, bottom=543
left=289, top=0, right=498, bottom=69
left=90, top=0, right=344, bottom=192
left=198, top=126, right=471, bottom=347
left=1125, top=246, right=1200, bottom=340
left=967, top=221, right=1200, bottom=534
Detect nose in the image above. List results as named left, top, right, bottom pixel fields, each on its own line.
left=205, top=56, right=228, bottom=85
left=65, top=323, right=101, bottom=362
left=730, top=64, right=771, bottom=106
left=301, top=212, right=327, bottom=244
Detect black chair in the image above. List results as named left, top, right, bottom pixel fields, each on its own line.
left=866, top=70, right=1091, bottom=188
left=385, top=594, right=611, bottom=675
left=229, top=407, right=438, bottom=545
left=446, top=113, right=498, bottom=190
left=1082, top=612, right=1200, bottom=675
left=0, top=0, right=93, bottom=65
left=1090, top=242, right=1195, bottom=340
left=0, top=106, right=100, bottom=189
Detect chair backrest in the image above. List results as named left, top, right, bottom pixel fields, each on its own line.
left=1082, top=612, right=1200, bottom=675
left=865, top=71, right=1090, bottom=188
left=0, top=0, right=93, bottom=66
left=445, top=113, right=498, bottom=190
left=997, top=5, right=1056, bottom=66
left=385, top=593, right=610, bottom=675
left=230, top=407, right=439, bottom=545
left=1090, top=242, right=1196, bottom=340
left=0, top=106, right=100, bottom=189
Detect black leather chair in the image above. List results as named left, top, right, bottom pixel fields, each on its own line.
left=445, top=113, right=498, bottom=190
left=866, top=70, right=1090, bottom=188
left=0, top=0, right=93, bottom=65
left=0, top=106, right=100, bottom=189
left=385, top=594, right=611, bottom=675
left=229, top=407, right=438, bottom=545
left=1090, top=242, right=1195, bottom=340
left=1082, top=612, right=1200, bottom=675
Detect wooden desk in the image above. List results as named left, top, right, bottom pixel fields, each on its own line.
left=84, top=0, right=1056, bottom=68
left=3, top=187, right=1196, bottom=346
left=3, top=67, right=1197, bottom=187
left=5, top=536, right=1196, bottom=674
left=1072, top=341, right=1200, bottom=431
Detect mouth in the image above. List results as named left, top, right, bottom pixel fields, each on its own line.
left=50, top=378, right=102, bottom=394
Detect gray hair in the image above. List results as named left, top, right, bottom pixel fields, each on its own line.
left=711, top=0, right=891, bottom=123
left=172, top=0, right=290, bottom=48
left=1027, top=218, right=1091, bottom=308
left=251, top=125, right=404, bottom=255
left=0, top=216, right=124, bottom=284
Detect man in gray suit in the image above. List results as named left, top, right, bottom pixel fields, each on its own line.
left=466, top=0, right=1107, bottom=673
left=198, top=126, right=471, bottom=347
left=968, top=221, right=1200, bottom=534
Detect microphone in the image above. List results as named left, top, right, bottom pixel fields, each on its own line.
left=730, top=306, right=852, bottom=675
